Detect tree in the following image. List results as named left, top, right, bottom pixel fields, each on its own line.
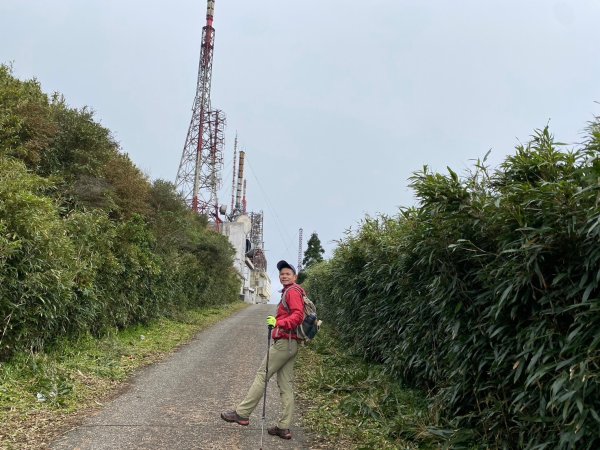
left=302, top=232, right=325, bottom=269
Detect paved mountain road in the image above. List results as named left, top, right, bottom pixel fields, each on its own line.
left=51, top=304, right=314, bottom=450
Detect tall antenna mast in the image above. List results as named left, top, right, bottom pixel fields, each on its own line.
left=175, top=0, right=226, bottom=229
left=235, top=150, right=245, bottom=214
left=230, top=133, right=238, bottom=214
left=298, top=228, right=303, bottom=272
left=242, top=179, right=247, bottom=214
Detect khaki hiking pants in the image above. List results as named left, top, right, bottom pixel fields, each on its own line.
left=236, top=338, right=299, bottom=429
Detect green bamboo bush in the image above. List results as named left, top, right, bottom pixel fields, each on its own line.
left=0, top=65, right=239, bottom=360
left=305, top=124, right=600, bottom=448
left=0, top=158, right=77, bottom=355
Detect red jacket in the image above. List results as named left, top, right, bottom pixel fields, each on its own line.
left=272, top=283, right=305, bottom=341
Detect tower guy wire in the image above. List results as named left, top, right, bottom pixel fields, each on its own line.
left=245, top=157, right=295, bottom=255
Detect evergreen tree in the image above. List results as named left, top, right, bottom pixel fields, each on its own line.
left=302, top=232, right=325, bottom=269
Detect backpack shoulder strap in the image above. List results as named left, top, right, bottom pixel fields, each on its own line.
left=280, top=285, right=304, bottom=312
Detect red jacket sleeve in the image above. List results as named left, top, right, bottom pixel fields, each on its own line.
left=277, top=286, right=304, bottom=330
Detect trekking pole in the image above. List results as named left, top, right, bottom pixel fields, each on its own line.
left=260, top=324, right=273, bottom=450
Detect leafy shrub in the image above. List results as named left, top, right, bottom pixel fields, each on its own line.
left=0, top=65, right=239, bottom=360
left=0, top=65, right=57, bottom=167
left=305, top=124, right=600, bottom=448
left=0, top=157, right=76, bottom=357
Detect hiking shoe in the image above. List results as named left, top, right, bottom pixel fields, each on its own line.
left=220, top=410, right=249, bottom=426
left=268, top=426, right=292, bottom=440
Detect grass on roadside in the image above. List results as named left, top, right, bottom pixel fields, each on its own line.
left=296, top=327, right=476, bottom=450
left=0, top=302, right=248, bottom=450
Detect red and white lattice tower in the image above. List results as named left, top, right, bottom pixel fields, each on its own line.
left=175, top=0, right=225, bottom=229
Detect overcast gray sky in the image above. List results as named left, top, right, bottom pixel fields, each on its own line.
left=2, top=0, right=600, bottom=300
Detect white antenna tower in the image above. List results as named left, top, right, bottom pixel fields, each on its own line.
left=297, top=228, right=303, bottom=272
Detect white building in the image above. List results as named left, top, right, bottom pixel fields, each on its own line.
left=251, top=269, right=272, bottom=304
left=221, top=215, right=271, bottom=304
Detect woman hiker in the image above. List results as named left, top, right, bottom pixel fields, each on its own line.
left=220, top=260, right=305, bottom=440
